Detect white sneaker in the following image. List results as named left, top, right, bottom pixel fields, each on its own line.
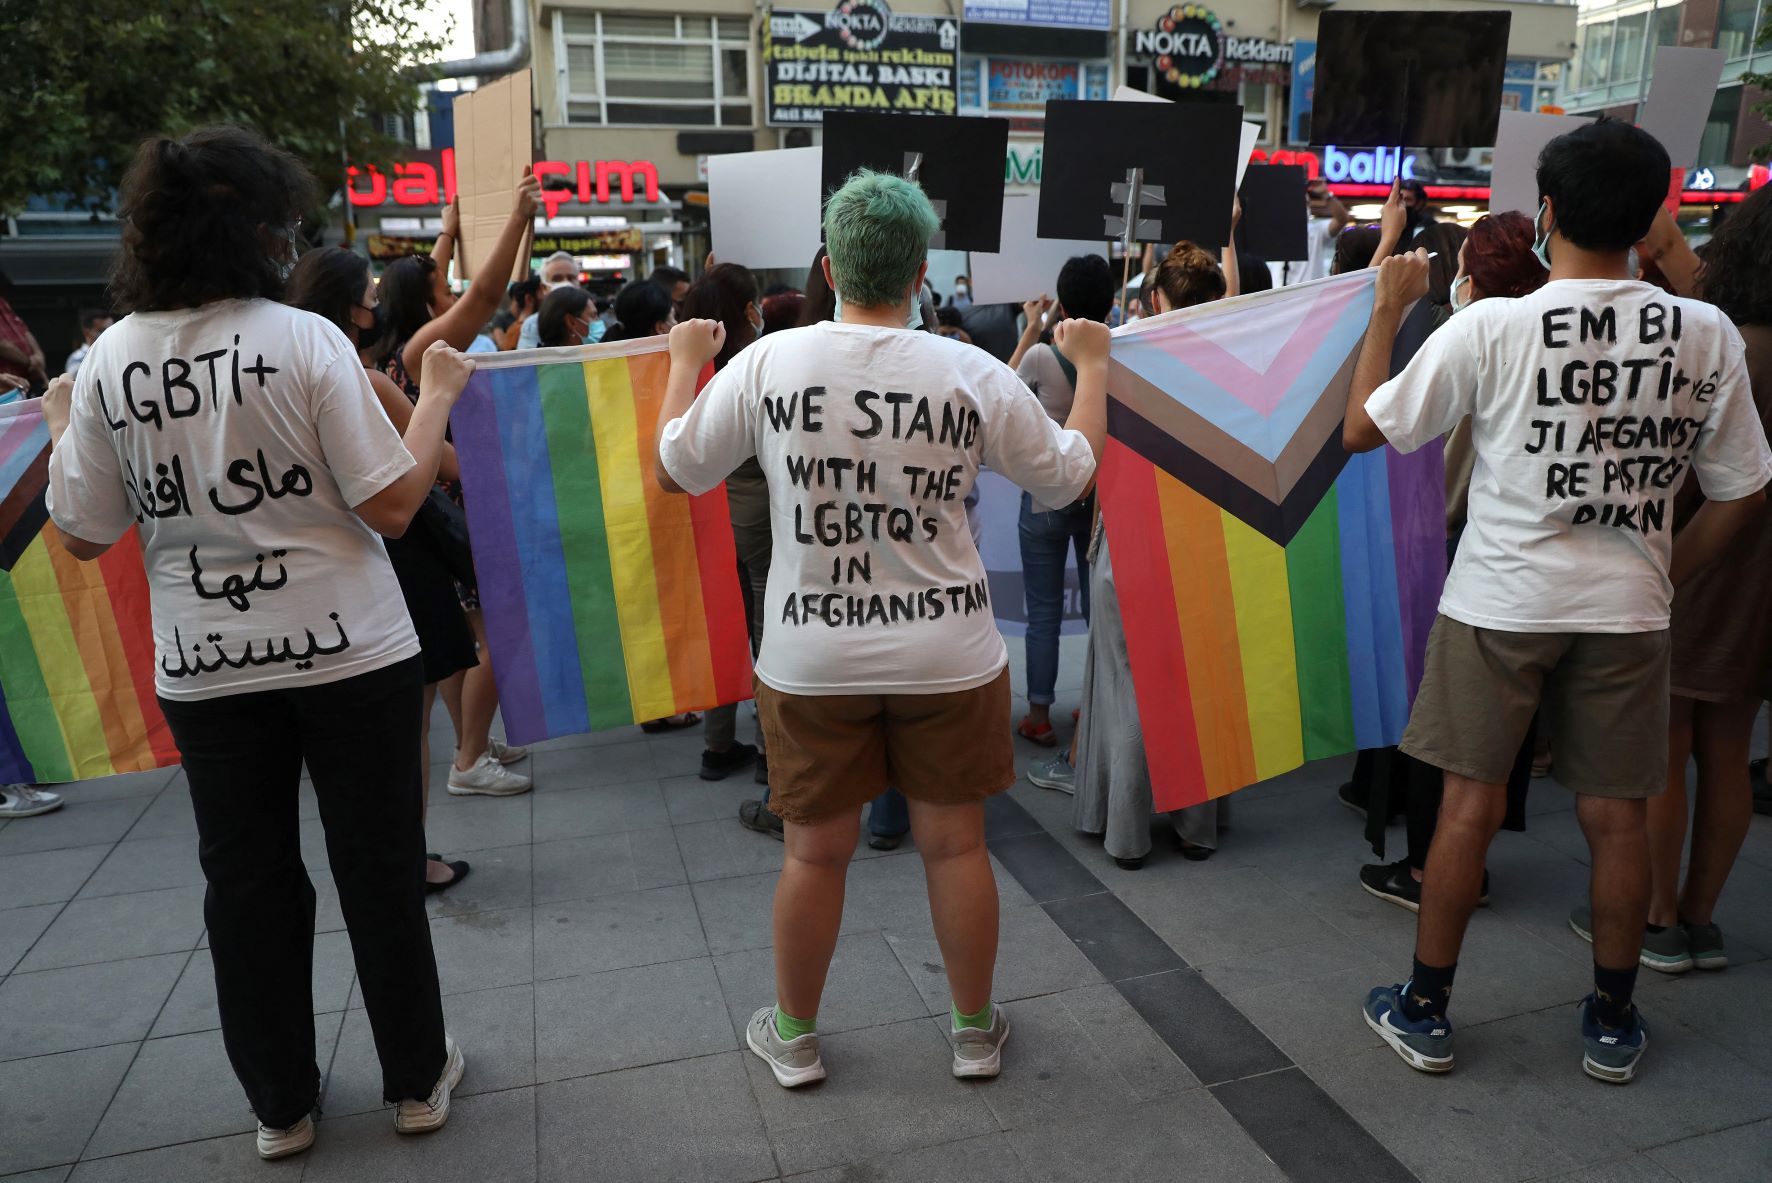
left=446, top=753, right=531, bottom=796
left=0, top=784, right=63, bottom=818
left=951, top=1005, right=1010, bottom=1079
left=256, top=1113, right=315, bottom=1159
left=486, top=737, right=529, bottom=765
left=395, top=1035, right=466, bottom=1134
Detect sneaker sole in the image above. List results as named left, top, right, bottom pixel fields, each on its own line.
left=952, top=1015, right=1011, bottom=1079
left=1568, top=915, right=1691, bottom=973
left=1363, top=1009, right=1453, bottom=1073
left=445, top=781, right=531, bottom=796
left=257, top=1123, right=315, bottom=1160
left=745, top=1026, right=826, bottom=1088
left=1026, top=776, right=1075, bottom=794
left=1583, top=1031, right=1647, bottom=1085
left=1692, top=953, right=1728, bottom=971
left=0, top=801, right=62, bottom=818
left=1359, top=878, right=1421, bottom=914
left=395, top=1044, right=467, bottom=1134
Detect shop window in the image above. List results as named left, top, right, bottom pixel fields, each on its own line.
left=555, top=12, right=753, bottom=128
left=1610, top=11, right=1647, bottom=86
left=1577, top=21, right=1614, bottom=90
left=1698, top=86, right=1739, bottom=165
left=1717, top=0, right=1761, bottom=58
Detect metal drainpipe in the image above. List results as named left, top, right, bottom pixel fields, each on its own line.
left=429, top=0, right=533, bottom=79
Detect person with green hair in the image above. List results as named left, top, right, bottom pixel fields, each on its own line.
left=654, top=169, right=1110, bottom=1086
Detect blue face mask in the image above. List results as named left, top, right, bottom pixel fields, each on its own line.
left=1531, top=200, right=1554, bottom=271
left=832, top=287, right=924, bottom=329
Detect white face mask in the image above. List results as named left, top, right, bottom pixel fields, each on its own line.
left=1531, top=200, right=1554, bottom=271
left=1450, top=274, right=1472, bottom=313
left=832, top=288, right=924, bottom=329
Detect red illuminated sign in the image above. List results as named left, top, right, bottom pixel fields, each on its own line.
left=348, top=148, right=661, bottom=214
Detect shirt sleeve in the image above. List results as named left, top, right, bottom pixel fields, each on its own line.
left=657, top=360, right=757, bottom=497
left=46, top=364, right=136, bottom=546
left=1364, top=309, right=1482, bottom=454
left=978, top=363, right=1095, bottom=508
left=1687, top=328, right=1772, bottom=502
left=310, top=347, right=415, bottom=507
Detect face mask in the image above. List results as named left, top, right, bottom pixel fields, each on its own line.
left=1531, top=200, right=1554, bottom=271
left=954, top=284, right=969, bottom=299
left=546, top=278, right=573, bottom=291
left=905, top=291, right=924, bottom=331
left=356, top=303, right=388, bottom=351
left=1450, top=274, right=1472, bottom=314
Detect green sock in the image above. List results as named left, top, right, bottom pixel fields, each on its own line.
left=952, top=1001, right=993, bottom=1031
left=774, top=1007, right=816, bottom=1040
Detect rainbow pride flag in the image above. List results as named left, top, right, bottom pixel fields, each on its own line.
left=451, top=340, right=753, bottom=744
left=0, top=401, right=178, bottom=783
left=1100, top=272, right=1446, bottom=812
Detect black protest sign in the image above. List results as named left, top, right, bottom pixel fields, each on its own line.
left=1238, top=164, right=1308, bottom=262
left=1037, top=99, right=1241, bottom=251
left=821, top=111, right=1009, bottom=252
left=764, top=5, right=960, bottom=127
left=1309, top=10, right=1512, bottom=149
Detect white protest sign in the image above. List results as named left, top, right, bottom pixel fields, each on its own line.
left=1112, top=86, right=1261, bottom=187
left=1489, top=110, right=1596, bottom=216
left=969, top=194, right=1102, bottom=305
left=708, top=147, right=825, bottom=271
left=1640, top=47, right=1727, bottom=169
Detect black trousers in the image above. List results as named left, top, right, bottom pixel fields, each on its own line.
left=158, top=654, right=446, bottom=1127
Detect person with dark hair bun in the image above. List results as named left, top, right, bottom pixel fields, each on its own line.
left=1627, top=183, right=1772, bottom=978
left=41, top=126, right=473, bottom=1160
left=605, top=279, right=677, bottom=342
left=1146, top=241, right=1227, bottom=314
left=535, top=285, right=594, bottom=347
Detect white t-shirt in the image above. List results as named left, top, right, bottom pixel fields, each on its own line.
left=660, top=321, right=1096, bottom=694
left=47, top=299, right=422, bottom=700
left=1366, top=279, right=1772, bottom=633
left=1298, top=214, right=1338, bottom=284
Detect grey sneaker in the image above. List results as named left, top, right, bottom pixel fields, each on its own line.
left=487, top=737, right=529, bottom=765
left=0, top=784, right=63, bottom=817
left=395, top=1034, right=466, bottom=1133
left=1683, top=922, right=1727, bottom=971
left=1027, top=756, right=1075, bottom=794
left=746, top=1007, right=826, bottom=1088
left=1580, top=995, right=1649, bottom=1084
left=1568, top=905, right=1693, bottom=973
left=256, top=1113, right=314, bottom=1159
left=447, top=753, right=532, bottom=796
left=951, top=1005, right=1010, bottom=1079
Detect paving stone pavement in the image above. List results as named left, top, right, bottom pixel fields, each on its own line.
left=2, top=638, right=1770, bottom=1181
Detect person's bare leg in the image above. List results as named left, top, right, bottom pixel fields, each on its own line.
left=1679, top=698, right=1759, bottom=926
left=419, top=683, right=453, bottom=885
left=772, top=806, right=863, bottom=1021
left=1025, top=703, right=1052, bottom=728
left=1645, top=697, right=1694, bottom=928
left=1576, top=794, right=1652, bottom=972
left=908, top=799, right=997, bottom=1015
left=438, top=670, right=466, bottom=751
left=454, top=609, right=497, bottom=770
left=1414, top=773, right=1507, bottom=967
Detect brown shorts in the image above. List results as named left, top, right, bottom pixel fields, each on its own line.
left=1401, top=616, right=1669, bottom=799
left=757, top=669, right=1015, bottom=825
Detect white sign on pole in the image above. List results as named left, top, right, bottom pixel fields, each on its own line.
left=969, top=194, right=1103, bottom=305
left=1489, top=109, right=1596, bottom=216
left=1640, top=47, right=1728, bottom=169
left=708, top=147, right=825, bottom=271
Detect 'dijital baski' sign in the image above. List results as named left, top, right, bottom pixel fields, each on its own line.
left=348, top=149, right=661, bottom=214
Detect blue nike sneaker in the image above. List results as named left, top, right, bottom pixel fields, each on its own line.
left=1364, top=982, right=1454, bottom=1073
left=1580, top=995, right=1649, bottom=1084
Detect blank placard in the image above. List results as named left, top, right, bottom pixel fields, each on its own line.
left=1640, top=47, right=1728, bottom=169
left=1238, top=165, right=1309, bottom=262
left=969, top=194, right=1103, bottom=305
left=452, top=69, right=534, bottom=281
left=821, top=112, right=1010, bottom=252
left=1310, top=10, right=1511, bottom=148
left=1489, top=110, right=1596, bottom=216
left=709, top=147, right=824, bottom=271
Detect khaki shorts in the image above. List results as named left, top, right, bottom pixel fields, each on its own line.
left=1401, top=616, right=1669, bottom=799
left=757, top=669, right=1015, bottom=825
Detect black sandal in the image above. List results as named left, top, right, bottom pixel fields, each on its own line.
left=641, top=713, right=702, bottom=733
left=868, top=832, right=906, bottom=851
left=425, top=859, right=471, bottom=894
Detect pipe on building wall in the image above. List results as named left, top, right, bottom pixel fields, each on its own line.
left=430, top=0, right=531, bottom=79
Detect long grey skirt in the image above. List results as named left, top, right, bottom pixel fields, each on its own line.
left=1071, top=536, right=1226, bottom=860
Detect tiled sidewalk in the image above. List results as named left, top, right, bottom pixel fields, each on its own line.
left=2, top=641, right=1770, bottom=1182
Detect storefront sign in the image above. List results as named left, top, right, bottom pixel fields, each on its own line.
left=1005, top=142, right=1044, bottom=184
left=764, top=3, right=960, bottom=126
left=366, top=235, right=435, bottom=261
left=533, top=229, right=645, bottom=253
left=347, top=150, right=661, bottom=213
left=988, top=59, right=1078, bottom=111
left=1249, top=146, right=1417, bottom=184
left=1288, top=38, right=1314, bottom=145
left=1131, top=4, right=1291, bottom=90
left=962, top=0, right=1110, bottom=31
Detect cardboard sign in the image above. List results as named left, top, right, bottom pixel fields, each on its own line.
left=1640, top=47, right=1728, bottom=169
left=1237, top=164, right=1308, bottom=262
left=451, top=70, right=534, bottom=281
left=821, top=112, right=1010, bottom=252
left=968, top=193, right=1103, bottom=305
left=1310, top=10, right=1511, bottom=149
left=709, top=147, right=825, bottom=271
left=1489, top=110, right=1596, bottom=216
left=1039, top=99, right=1241, bottom=250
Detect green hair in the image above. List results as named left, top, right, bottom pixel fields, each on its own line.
left=823, top=169, right=939, bottom=309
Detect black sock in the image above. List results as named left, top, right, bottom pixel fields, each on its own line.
left=1402, top=957, right=1456, bottom=1022
left=1593, top=962, right=1639, bottom=1027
